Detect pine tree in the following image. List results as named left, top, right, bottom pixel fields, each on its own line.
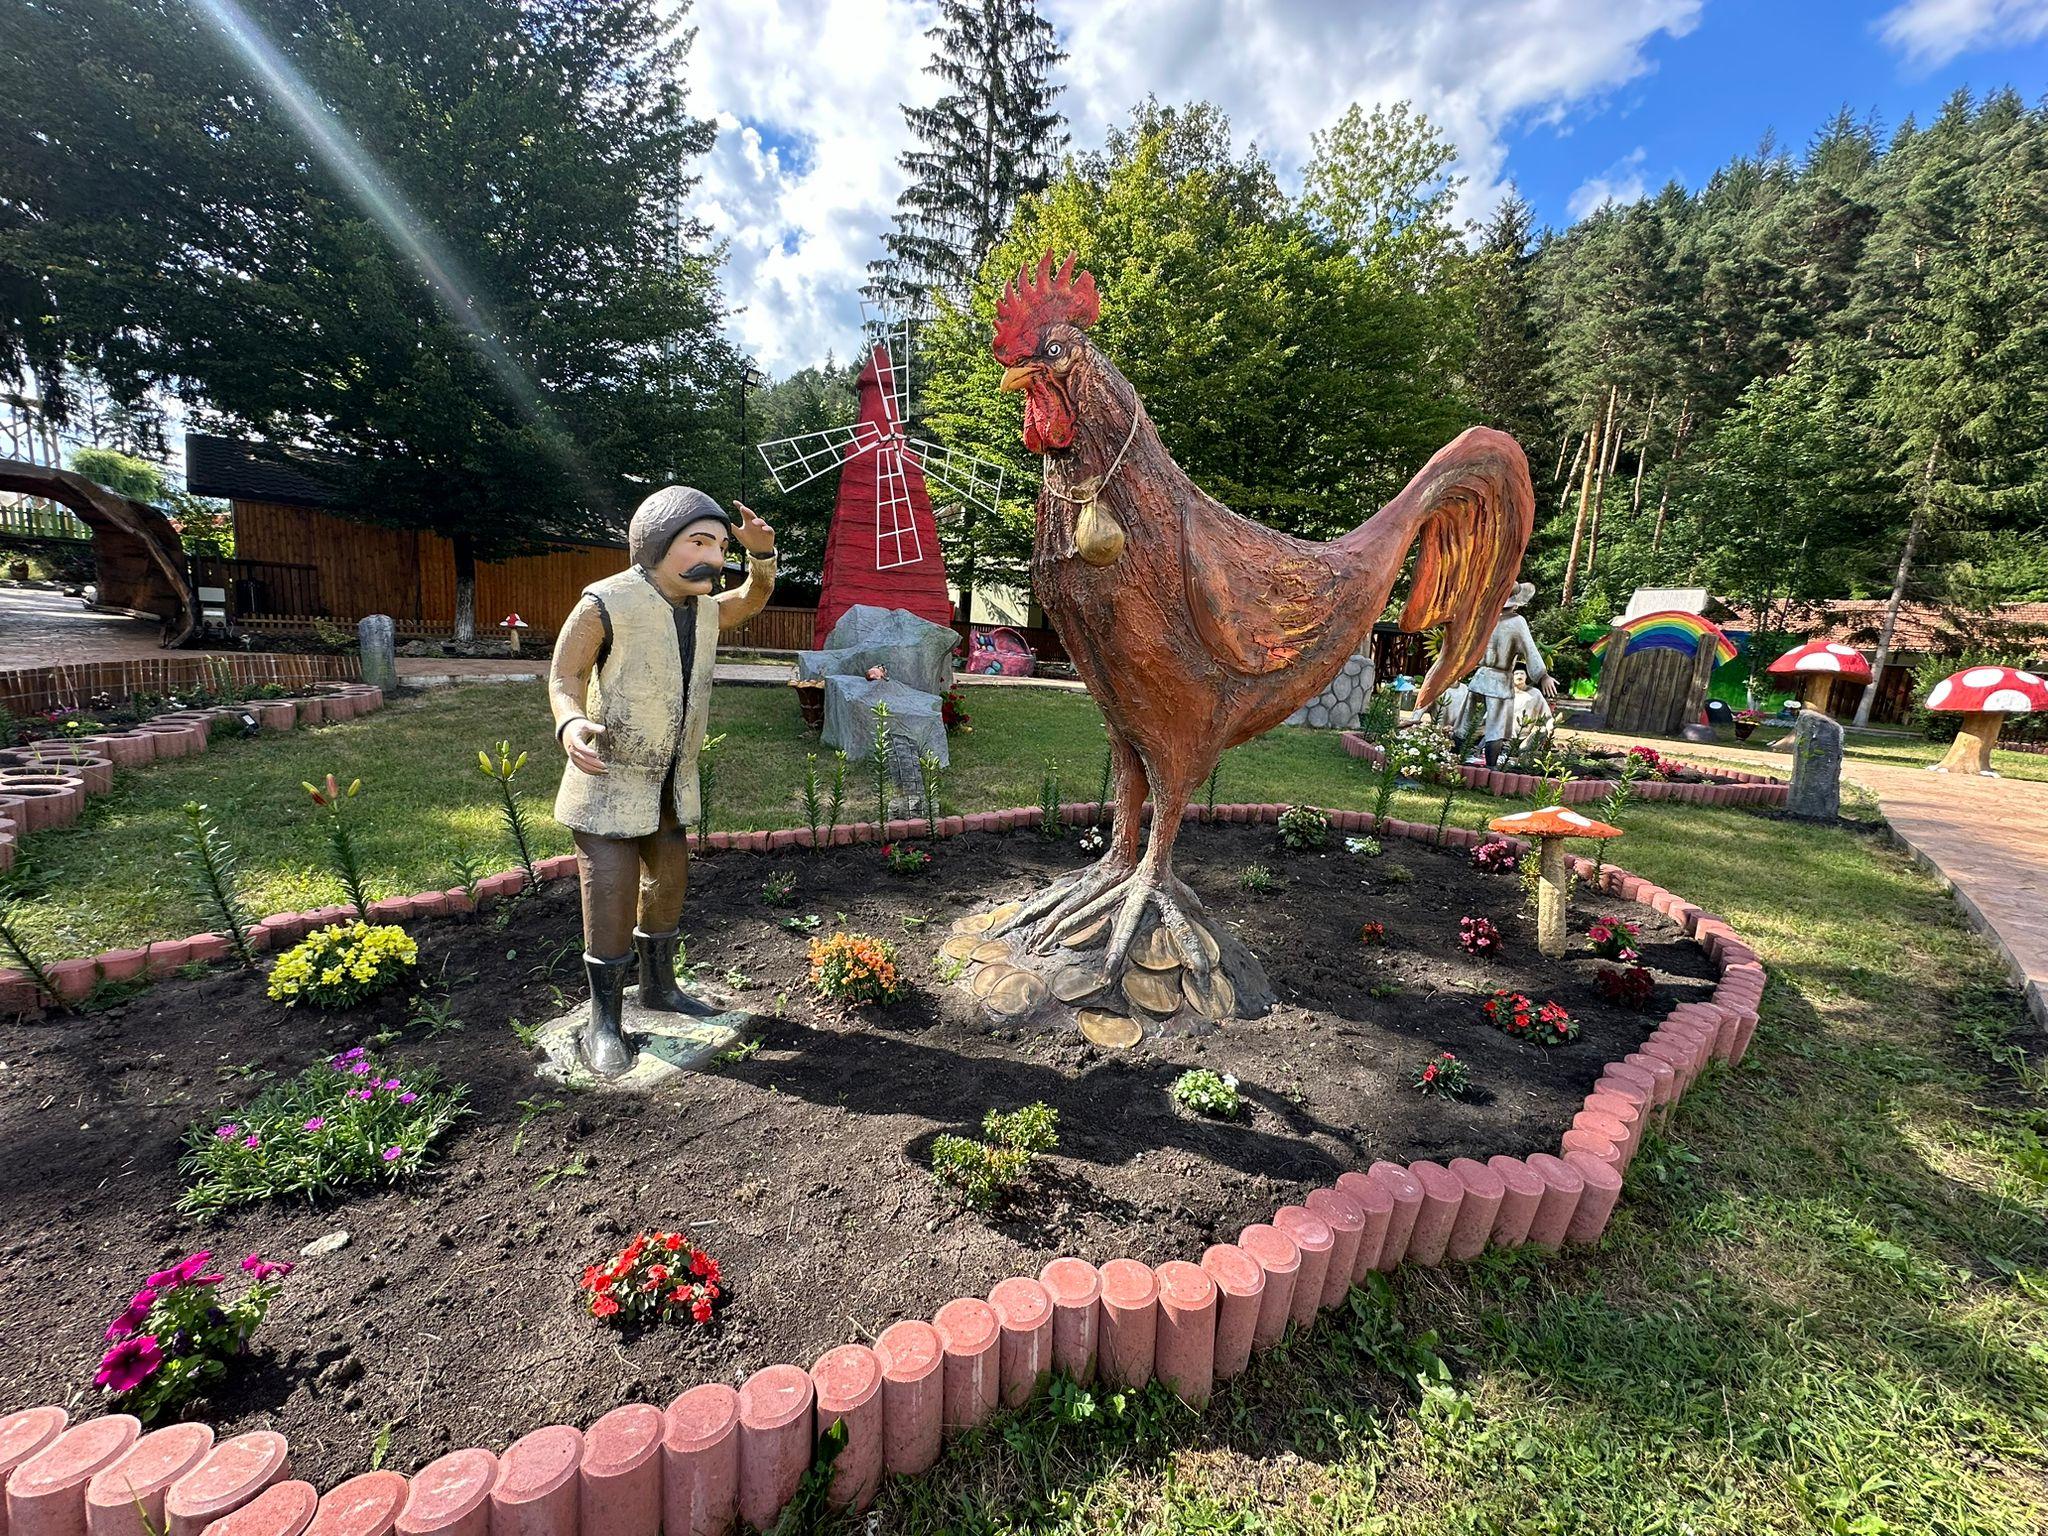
left=866, top=0, right=1067, bottom=310
left=1464, top=190, right=1553, bottom=464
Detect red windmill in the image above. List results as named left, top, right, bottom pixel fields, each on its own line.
left=756, top=316, right=1008, bottom=639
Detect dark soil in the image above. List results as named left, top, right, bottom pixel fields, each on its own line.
left=0, top=823, right=1714, bottom=1483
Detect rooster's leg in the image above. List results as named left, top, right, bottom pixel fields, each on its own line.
left=1004, top=736, right=1145, bottom=942
left=1097, top=780, right=1213, bottom=982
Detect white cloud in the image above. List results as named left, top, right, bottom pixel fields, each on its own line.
left=683, top=0, right=1702, bottom=375
left=1877, top=0, right=2048, bottom=70
left=1567, top=146, right=1648, bottom=218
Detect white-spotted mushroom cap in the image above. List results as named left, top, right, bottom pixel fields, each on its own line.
left=1924, top=665, right=2048, bottom=715
left=1485, top=806, right=1623, bottom=839
left=1766, top=640, right=1872, bottom=682
left=500, top=612, right=528, bottom=628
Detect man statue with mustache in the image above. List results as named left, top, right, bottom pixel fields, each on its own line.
left=548, top=485, right=777, bottom=1075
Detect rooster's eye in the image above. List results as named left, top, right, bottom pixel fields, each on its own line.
left=1043, top=341, right=1063, bottom=359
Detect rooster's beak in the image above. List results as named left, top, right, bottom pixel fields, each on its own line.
left=999, top=364, right=1037, bottom=393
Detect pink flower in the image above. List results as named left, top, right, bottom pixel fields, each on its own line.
left=242, top=1134, right=260, bottom=1149
left=146, top=1252, right=214, bottom=1289
left=105, top=1288, right=157, bottom=1341
left=303, top=1117, right=326, bottom=1131
left=213, top=1124, right=239, bottom=1140
left=350, top=1062, right=372, bottom=1076
left=382, top=1146, right=402, bottom=1162
left=381, top=1079, right=401, bottom=1091
left=353, top=1088, right=373, bottom=1101
left=241, top=1253, right=294, bottom=1282
left=95, top=1335, right=164, bottom=1393
left=398, top=1093, right=418, bottom=1106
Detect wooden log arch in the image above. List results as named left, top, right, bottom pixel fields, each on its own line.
left=0, top=457, right=198, bottom=646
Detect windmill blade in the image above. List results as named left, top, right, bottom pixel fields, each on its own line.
left=755, top=422, right=883, bottom=494
left=904, top=436, right=1007, bottom=515
left=869, top=327, right=912, bottom=434
left=874, top=446, right=924, bottom=571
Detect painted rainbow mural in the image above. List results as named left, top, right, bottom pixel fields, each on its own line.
left=1591, top=609, right=1740, bottom=665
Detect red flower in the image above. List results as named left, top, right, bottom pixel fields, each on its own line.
left=1422, top=1064, right=1438, bottom=1081
left=692, top=1300, right=713, bottom=1323
left=664, top=1233, right=683, bottom=1252
left=592, top=1294, right=620, bottom=1318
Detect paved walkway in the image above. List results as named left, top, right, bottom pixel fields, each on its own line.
left=1579, top=726, right=2048, bottom=1031
left=0, top=586, right=170, bottom=667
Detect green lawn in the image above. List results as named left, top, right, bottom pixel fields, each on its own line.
left=5, top=678, right=1543, bottom=958
left=1738, top=723, right=2048, bottom=783
left=7, top=680, right=2047, bottom=1533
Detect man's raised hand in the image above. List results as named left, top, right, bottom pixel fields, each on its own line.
left=732, top=501, right=776, bottom=556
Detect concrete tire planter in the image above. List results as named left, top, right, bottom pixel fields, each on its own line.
left=0, top=775, right=85, bottom=832
left=0, top=801, right=1772, bottom=1535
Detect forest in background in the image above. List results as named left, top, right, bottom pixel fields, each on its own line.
left=6, top=0, right=2044, bottom=680
left=908, top=86, right=2048, bottom=704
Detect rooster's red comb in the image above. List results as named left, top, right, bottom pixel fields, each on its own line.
left=991, top=251, right=1099, bottom=363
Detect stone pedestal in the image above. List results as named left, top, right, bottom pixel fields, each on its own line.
left=1284, top=652, right=1374, bottom=730
left=357, top=615, right=398, bottom=691
left=532, top=984, right=748, bottom=1090
left=1785, top=710, right=1844, bottom=821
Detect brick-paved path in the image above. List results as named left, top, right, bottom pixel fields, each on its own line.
left=0, top=586, right=173, bottom=667
left=1578, top=726, right=2048, bottom=1031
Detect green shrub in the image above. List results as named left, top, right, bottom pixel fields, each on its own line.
left=179, top=1048, right=467, bottom=1211
left=1276, top=804, right=1331, bottom=850
left=1238, top=863, right=1276, bottom=894
left=931, top=1101, right=1061, bottom=1209
left=1171, top=1068, right=1243, bottom=1119
left=267, top=921, right=417, bottom=1009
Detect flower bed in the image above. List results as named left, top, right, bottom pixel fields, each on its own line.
left=0, top=803, right=1766, bottom=1533
left=1340, top=731, right=1788, bottom=808
left=0, top=684, right=385, bottom=877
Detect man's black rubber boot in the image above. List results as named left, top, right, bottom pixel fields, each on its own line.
left=580, top=953, right=635, bottom=1075
left=634, top=927, right=721, bottom=1016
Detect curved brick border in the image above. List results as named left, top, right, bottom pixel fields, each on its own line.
left=1339, top=731, right=1788, bottom=808
left=1, top=802, right=1766, bottom=1532
left=0, top=686, right=384, bottom=881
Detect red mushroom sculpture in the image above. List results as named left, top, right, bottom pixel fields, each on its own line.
left=1924, top=665, right=2048, bottom=775
left=1766, top=640, right=1872, bottom=716
left=500, top=612, right=529, bottom=655
left=1486, top=805, right=1623, bottom=956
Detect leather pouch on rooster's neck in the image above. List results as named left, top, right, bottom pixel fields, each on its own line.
left=1068, top=479, right=1125, bottom=566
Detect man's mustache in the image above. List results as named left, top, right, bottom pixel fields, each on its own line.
left=680, top=561, right=722, bottom=583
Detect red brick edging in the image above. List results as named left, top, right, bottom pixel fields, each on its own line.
left=1, top=802, right=1766, bottom=1532
left=1338, top=730, right=1788, bottom=808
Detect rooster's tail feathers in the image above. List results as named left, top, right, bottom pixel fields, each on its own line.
left=1382, top=428, right=1535, bottom=710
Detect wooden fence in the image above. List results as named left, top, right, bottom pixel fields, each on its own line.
left=0, top=653, right=362, bottom=718
left=0, top=502, right=91, bottom=541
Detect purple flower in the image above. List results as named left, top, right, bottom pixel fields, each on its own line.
left=303, top=1117, right=326, bottom=1131
left=345, top=1046, right=367, bottom=1059
left=350, top=1062, right=372, bottom=1076
left=95, top=1335, right=164, bottom=1393
left=242, top=1133, right=260, bottom=1149
left=353, top=1088, right=373, bottom=1102
left=213, top=1124, right=239, bottom=1141
left=382, top=1146, right=402, bottom=1162
left=241, top=1253, right=294, bottom=1282
left=398, top=1093, right=418, bottom=1106
left=105, top=1288, right=158, bottom=1341
left=146, top=1252, right=214, bottom=1289
left=381, top=1078, right=401, bottom=1091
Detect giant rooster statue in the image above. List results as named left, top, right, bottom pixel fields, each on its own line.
left=973, top=253, right=1535, bottom=1032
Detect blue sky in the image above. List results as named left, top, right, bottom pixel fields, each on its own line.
left=681, top=0, right=2048, bottom=373
left=1505, top=0, right=2048, bottom=228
